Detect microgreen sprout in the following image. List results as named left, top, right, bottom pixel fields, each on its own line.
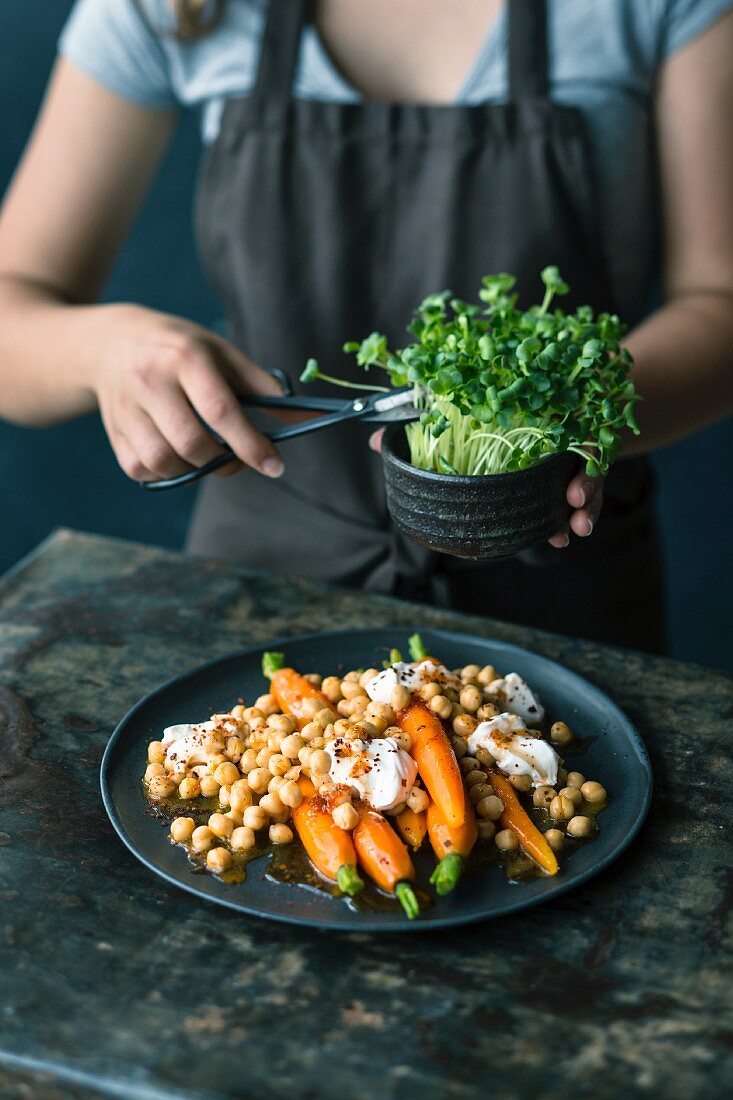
left=301, top=269, right=640, bottom=477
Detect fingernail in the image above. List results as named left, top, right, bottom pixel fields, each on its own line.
left=561, top=533, right=570, bottom=548
left=586, top=517, right=594, bottom=536
left=577, top=486, right=587, bottom=507
left=261, top=457, right=284, bottom=478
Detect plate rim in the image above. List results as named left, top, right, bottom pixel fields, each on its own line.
left=100, top=627, right=653, bottom=932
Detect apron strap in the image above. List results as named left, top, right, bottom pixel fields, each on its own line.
left=252, top=0, right=307, bottom=117
left=508, top=0, right=549, bottom=100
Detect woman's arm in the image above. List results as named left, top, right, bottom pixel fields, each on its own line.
left=551, top=9, right=733, bottom=545
left=0, top=59, right=283, bottom=480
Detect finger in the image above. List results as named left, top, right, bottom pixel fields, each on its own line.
left=548, top=526, right=570, bottom=549
left=111, top=432, right=158, bottom=483
left=566, top=472, right=604, bottom=510
left=369, top=428, right=385, bottom=453
left=569, top=484, right=604, bottom=537
left=118, top=407, right=192, bottom=480
left=182, top=362, right=284, bottom=478
left=140, top=380, right=230, bottom=468
left=212, top=459, right=244, bottom=478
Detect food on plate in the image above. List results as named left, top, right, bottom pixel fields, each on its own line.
left=142, top=635, right=609, bottom=920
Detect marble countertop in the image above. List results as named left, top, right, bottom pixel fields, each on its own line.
left=0, top=530, right=731, bottom=1100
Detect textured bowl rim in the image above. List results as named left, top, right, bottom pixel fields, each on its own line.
left=382, top=422, right=576, bottom=485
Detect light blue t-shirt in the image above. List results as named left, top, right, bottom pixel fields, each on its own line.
left=59, top=0, right=733, bottom=322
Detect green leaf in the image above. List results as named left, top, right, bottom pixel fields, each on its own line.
left=300, top=359, right=320, bottom=383
left=262, top=652, right=285, bottom=679
left=408, top=633, right=428, bottom=661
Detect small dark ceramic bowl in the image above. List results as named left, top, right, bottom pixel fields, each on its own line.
left=382, top=422, right=579, bottom=560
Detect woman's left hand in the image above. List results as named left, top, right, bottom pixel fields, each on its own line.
left=548, top=471, right=604, bottom=548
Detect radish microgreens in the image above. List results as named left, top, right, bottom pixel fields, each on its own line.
left=301, top=268, right=640, bottom=477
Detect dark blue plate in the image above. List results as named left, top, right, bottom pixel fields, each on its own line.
left=101, top=628, right=652, bottom=931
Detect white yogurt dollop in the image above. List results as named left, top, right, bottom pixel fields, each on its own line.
left=364, top=660, right=459, bottom=705
left=325, top=736, right=418, bottom=811
left=486, top=672, right=545, bottom=724
left=162, top=721, right=218, bottom=777
left=467, top=713, right=559, bottom=788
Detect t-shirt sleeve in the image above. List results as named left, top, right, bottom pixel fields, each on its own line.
left=659, top=0, right=733, bottom=56
left=58, top=0, right=177, bottom=110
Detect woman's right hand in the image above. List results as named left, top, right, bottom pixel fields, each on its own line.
left=91, top=304, right=285, bottom=483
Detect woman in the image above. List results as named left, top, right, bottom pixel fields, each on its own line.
left=0, top=0, right=731, bottom=652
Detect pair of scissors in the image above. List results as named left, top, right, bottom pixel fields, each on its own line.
left=140, top=386, right=419, bottom=491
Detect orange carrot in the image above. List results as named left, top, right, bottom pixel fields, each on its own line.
left=269, top=667, right=332, bottom=731
left=353, top=803, right=419, bottom=919
left=490, top=771, right=559, bottom=876
left=291, top=776, right=363, bottom=895
left=396, top=805, right=427, bottom=851
left=426, top=799, right=478, bottom=894
left=398, top=701, right=467, bottom=829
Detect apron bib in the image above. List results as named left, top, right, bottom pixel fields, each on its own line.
left=190, top=0, right=665, bottom=653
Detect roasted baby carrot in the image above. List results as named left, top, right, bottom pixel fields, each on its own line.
left=353, top=803, right=420, bottom=919
left=263, top=656, right=332, bottom=731
left=426, top=798, right=478, bottom=895
left=292, top=776, right=364, bottom=895
left=490, top=771, right=559, bottom=876
left=398, top=701, right=467, bottom=829
left=395, top=805, right=427, bottom=851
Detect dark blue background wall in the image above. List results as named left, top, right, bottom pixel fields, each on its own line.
left=1, top=1, right=731, bottom=669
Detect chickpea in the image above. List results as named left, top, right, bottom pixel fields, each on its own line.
left=321, top=676, right=344, bottom=703
left=298, top=745, right=312, bottom=768
left=580, top=781, right=607, bottom=804
left=147, top=740, right=165, bottom=765
left=226, top=736, right=245, bottom=763
left=509, top=774, right=533, bottom=793
left=199, top=775, right=220, bottom=797
left=550, top=721, right=574, bottom=745
left=218, top=786, right=231, bottom=809
left=544, top=828, right=565, bottom=852
left=214, top=761, right=240, bottom=787
left=495, top=828, right=519, bottom=852
left=388, top=801, right=407, bottom=817
left=407, top=786, right=429, bottom=813
left=567, top=815, right=594, bottom=838
left=340, top=680, right=364, bottom=701
left=453, top=713, right=478, bottom=738
left=191, top=825, right=215, bottom=852
left=309, top=736, right=326, bottom=750
left=450, top=736, right=468, bottom=761
left=230, top=825, right=256, bottom=851
left=477, top=819, right=496, bottom=841
left=144, top=763, right=165, bottom=782
left=267, top=753, right=290, bottom=777
left=533, top=785, right=556, bottom=809
left=254, top=693, right=279, bottom=716
left=247, top=767, right=271, bottom=794
left=330, top=719, right=351, bottom=738
left=459, top=685, right=482, bottom=713
left=205, top=846, right=232, bottom=874
left=207, top=753, right=228, bottom=772
left=353, top=720, right=380, bottom=739
left=359, top=668, right=379, bottom=688
left=428, top=694, right=453, bottom=720
left=363, top=714, right=389, bottom=735
left=255, top=746, right=273, bottom=767
left=549, top=794, right=575, bottom=822
left=391, top=684, right=412, bottom=712
left=332, top=802, right=359, bottom=830
left=268, top=714, right=296, bottom=735
left=148, top=774, right=176, bottom=800
left=304, top=672, right=323, bottom=687
left=559, top=786, right=583, bottom=809
left=280, top=734, right=304, bottom=760
left=243, top=805, right=267, bottom=831
left=474, top=746, right=496, bottom=768
left=421, top=682, right=442, bottom=701
left=285, top=765, right=301, bottom=782
left=342, top=670, right=361, bottom=683
left=279, top=780, right=302, bottom=809
left=238, top=748, right=256, bottom=774
left=461, top=663, right=482, bottom=681
left=336, top=699, right=352, bottom=717
left=227, top=805, right=244, bottom=827
left=476, top=703, right=499, bottom=720
left=243, top=706, right=264, bottom=722
left=170, top=816, right=195, bottom=843
left=230, top=704, right=247, bottom=721
left=300, top=720, right=322, bottom=741
left=464, top=769, right=487, bottom=787
left=316, top=707, right=338, bottom=728
left=389, top=730, right=412, bottom=752
left=178, top=775, right=201, bottom=800
left=207, top=812, right=233, bottom=839
left=269, top=823, right=294, bottom=844
left=344, top=696, right=368, bottom=717
left=267, top=732, right=284, bottom=752
left=460, top=756, right=480, bottom=774
left=259, top=791, right=285, bottom=818
left=477, top=794, right=504, bottom=820
left=268, top=775, right=285, bottom=793
left=231, top=776, right=252, bottom=797
left=301, top=696, right=325, bottom=718
left=477, top=664, right=497, bottom=686
left=470, top=783, right=495, bottom=806
left=309, top=749, right=331, bottom=777
left=566, top=771, right=586, bottom=789
left=230, top=787, right=253, bottom=814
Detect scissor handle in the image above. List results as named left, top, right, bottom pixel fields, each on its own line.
left=139, top=397, right=368, bottom=492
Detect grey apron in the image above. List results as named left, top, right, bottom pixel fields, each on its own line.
left=190, top=0, right=665, bottom=653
